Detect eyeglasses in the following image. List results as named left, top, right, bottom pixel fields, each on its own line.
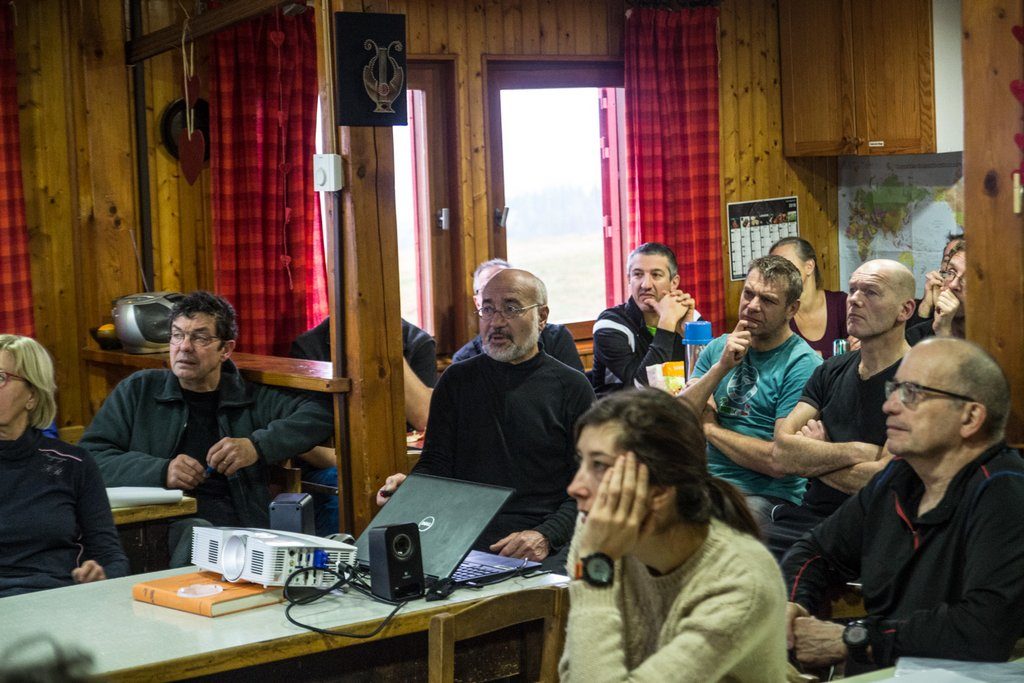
left=169, top=331, right=221, bottom=348
left=476, top=303, right=541, bottom=321
left=884, top=380, right=976, bottom=408
left=938, top=268, right=964, bottom=284
left=0, top=371, right=27, bottom=389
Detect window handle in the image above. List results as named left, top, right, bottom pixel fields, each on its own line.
left=437, top=207, right=450, bottom=231
left=494, top=206, right=509, bottom=229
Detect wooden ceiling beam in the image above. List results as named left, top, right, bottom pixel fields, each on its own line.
left=126, top=0, right=292, bottom=64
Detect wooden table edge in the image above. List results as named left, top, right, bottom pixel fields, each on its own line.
left=104, top=584, right=568, bottom=682
left=112, top=497, right=198, bottom=526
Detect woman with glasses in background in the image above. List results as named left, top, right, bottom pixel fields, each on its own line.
left=0, top=335, right=127, bottom=597
left=906, top=237, right=967, bottom=344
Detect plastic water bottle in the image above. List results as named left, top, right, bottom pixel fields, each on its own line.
left=683, top=321, right=713, bottom=380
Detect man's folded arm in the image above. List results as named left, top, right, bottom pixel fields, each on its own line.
left=593, top=324, right=676, bottom=387
left=705, top=423, right=783, bottom=478
left=817, top=455, right=892, bottom=495
left=772, top=402, right=880, bottom=477
left=249, top=387, right=334, bottom=464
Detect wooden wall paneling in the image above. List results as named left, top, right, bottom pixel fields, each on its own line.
left=555, top=0, right=575, bottom=55
left=520, top=0, right=541, bottom=54
left=607, top=0, right=624, bottom=61
left=589, top=1, right=610, bottom=57
left=400, top=1, right=429, bottom=52
left=499, top=0, right=520, bottom=54
left=719, top=2, right=740, bottom=205
left=428, top=0, right=450, bottom=54
left=142, top=36, right=181, bottom=292
left=448, top=0, right=474, bottom=344
left=446, top=1, right=468, bottom=73
left=719, top=0, right=840, bottom=330
left=538, top=0, right=557, bottom=55
left=15, top=0, right=84, bottom=430
left=573, top=1, right=593, bottom=56
left=487, top=0, right=507, bottom=55
left=140, top=0, right=214, bottom=295
left=73, top=0, right=143, bottom=338
left=751, top=0, right=769, bottom=192
left=962, top=1, right=1024, bottom=445
left=463, top=3, right=490, bottom=339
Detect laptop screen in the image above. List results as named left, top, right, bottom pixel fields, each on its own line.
left=354, top=474, right=513, bottom=580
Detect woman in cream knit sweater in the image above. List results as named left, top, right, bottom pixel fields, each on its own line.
left=561, top=389, right=794, bottom=682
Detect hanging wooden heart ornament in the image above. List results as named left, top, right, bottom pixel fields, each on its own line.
left=177, top=129, right=206, bottom=185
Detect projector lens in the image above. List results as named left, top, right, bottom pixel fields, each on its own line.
left=222, top=534, right=248, bottom=581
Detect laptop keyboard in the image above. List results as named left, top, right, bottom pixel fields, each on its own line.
left=452, top=558, right=517, bottom=583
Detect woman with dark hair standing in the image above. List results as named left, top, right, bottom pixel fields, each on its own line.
left=770, top=236, right=848, bottom=358
left=0, top=335, right=127, bottom=597
left=561, top=389, right=791, bottom=681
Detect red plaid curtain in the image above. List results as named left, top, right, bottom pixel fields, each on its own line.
left=210, top=10, right=326, bottom=356
left=0, top=6, right=35, bottom=335
left=625, top=7, right=724, bottom=332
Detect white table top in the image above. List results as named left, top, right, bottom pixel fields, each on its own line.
left=0, top=566, right=568, bottom=679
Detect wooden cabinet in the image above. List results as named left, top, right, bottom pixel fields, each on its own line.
left=779, top=0, right=938, bottom=156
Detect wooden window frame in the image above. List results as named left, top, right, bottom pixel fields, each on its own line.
left=483, top=57, right=626, bottom=341
left=405, top=57, right=464, bottom=355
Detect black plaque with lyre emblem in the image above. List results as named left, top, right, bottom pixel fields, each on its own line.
left=334, top=12, right=407, bottom=127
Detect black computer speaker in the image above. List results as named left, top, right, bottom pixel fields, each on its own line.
left=369, top=523, right=424, bottom=601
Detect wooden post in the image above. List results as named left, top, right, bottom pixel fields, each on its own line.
left=962, top=1, right=1024, bottom=446
left=320, top=0, right=407, bottom=534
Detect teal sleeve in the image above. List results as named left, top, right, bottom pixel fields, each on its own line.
left=774, top=351, right=822, bottom=420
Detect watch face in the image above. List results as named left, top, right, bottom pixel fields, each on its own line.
left=844, top=622, right=869, bottom=647
left=583, top=554, right=614, bottom=586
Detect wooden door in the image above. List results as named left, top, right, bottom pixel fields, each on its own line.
left=848, top=0, right=936, bottom=154
left=778, top=0, right=856, bottom=155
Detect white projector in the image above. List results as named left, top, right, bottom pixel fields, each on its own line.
left=191, top=527, right=357, bottom=588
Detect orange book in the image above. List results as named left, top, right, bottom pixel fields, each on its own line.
left=132, top=571, right=284, bottom=617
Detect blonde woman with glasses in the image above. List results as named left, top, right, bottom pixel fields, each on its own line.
left=0, top=335, right=127, bottom=597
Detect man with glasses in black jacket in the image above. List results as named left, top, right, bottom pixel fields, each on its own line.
left=782, top=338, right=1024, bottom=673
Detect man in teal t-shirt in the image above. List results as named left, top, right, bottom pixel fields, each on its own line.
left=682, top=255, right=822, bottom=528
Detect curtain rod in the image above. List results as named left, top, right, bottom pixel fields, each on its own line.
left=626, top=0, right=721, bottom=8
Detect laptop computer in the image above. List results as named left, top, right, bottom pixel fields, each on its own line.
left=354, top=473, right=541, bottom=586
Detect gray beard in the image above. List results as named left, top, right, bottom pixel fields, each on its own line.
left=483, top=325, right=540, bottom=363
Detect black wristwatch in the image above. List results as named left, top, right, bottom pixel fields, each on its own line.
left=842, top=620, right=872, bottom=664
left=577, top=553, right=614, bottom=587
